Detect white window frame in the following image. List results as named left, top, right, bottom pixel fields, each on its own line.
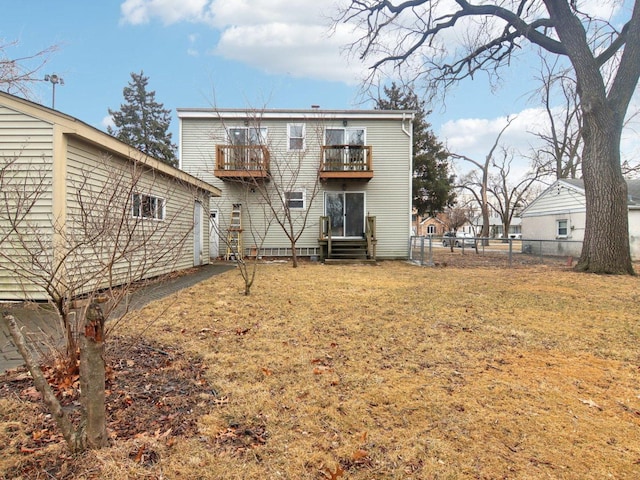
left=324, top=127, right=366, bottom=146
left=287, top=123, right=306, bottom=151
left=284, top=189, right=306, bottom=210
left=228, top=126, right=268, bottom=146
left=132, top=193, right=165, bottom=221
left=427, top=224, right=436, bottom=235
left=556, top=219, right=568, bottom=238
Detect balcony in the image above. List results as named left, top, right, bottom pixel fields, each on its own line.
left=215, top=145, right=270, bottom=180
left=320, top=145, right=373, bottom=180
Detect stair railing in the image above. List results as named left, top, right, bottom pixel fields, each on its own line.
left=319, top=216, right=332, bottom=259
left=365, top=216, right=376, bottom=260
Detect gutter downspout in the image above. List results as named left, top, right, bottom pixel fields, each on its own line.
left=403, top=112, right=414, bottom=258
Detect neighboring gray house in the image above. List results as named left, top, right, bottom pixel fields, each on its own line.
left=178, top=108, right=414, bottom=261
left=520, top=178, right=640, bottom=259
left=0, top=91, right=221, bottom=301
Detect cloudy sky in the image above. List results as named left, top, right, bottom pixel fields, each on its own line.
left=4, top=1, right=637, bottom=180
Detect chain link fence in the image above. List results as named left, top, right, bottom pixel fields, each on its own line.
left=409, top=236, right=582, bottom=268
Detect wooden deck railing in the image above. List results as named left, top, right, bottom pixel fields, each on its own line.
left=215, top=145, right=270, bottom=178
left=320, top=145, right=373, bottom=179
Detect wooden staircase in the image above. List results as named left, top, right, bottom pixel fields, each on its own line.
left=319, top=216, right=377, bottom=264
left=324, top=239, right=374, bottom=264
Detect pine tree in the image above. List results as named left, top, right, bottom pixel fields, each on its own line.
left=108, top=71, right=177, bottom=167
left=376, top=83, right=455, bottom=216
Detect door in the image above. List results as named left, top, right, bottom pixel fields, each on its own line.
left=324, top=192, right=365, bottom=237
left=209, top=209, right=219, bottom=259
left=193, top=201, right=203, bottom=266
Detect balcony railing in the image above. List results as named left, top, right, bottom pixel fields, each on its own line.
left=320, top=145, right=373, bottom=180
left=215, top=145, right=270, bottom=180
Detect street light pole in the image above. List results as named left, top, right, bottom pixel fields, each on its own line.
left=44, top=74, right=64, bottom=109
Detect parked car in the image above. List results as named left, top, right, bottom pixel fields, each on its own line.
left=442, top=231, right=476, bottom=248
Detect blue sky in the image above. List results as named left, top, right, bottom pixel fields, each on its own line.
left=4, top=1, right=636, bottom=179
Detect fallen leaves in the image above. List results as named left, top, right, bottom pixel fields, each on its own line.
left=324, top=464, right=345, bottom=479
left=352, top=449, right=369, bottom=461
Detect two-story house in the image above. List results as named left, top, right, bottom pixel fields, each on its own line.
left=178, top=108, right=414, bottom=261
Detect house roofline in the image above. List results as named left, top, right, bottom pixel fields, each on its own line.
left=0, top=91, right=221, bottom=197
left=520, top=179, right=585, bottom=216
left=177, top=108, right=415, bottom=121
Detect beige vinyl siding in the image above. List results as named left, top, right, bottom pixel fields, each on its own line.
left=180, top=113, right=412, bottom=259
left=0, top=106, right=54, bottom=300
left=63, top=137, right=206, bottom=295
left=358, top=119, right=411, bottom=258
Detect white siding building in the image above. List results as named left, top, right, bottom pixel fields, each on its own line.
left=0, top=91, right=220, bottom=301
left=178, top=108, right=414, bottom=261
left=520, top=178, right=640, bottom=259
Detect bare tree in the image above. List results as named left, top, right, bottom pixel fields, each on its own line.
left=442, top=204, right=476, bottom=252
left=1, top=153, right=197, bottom=452
left=1, top=39, right=58, bottom=98
left=337, top=1, right=640, bottom=274
left=452, top=117, right=514, bottom=243
left=213, top=188, right=273, bottom=296
left=487, top=149, right=543, bottom=240
left=212, top=110, right=323, bottom=268
left=530, top=57, right=583, bottom=179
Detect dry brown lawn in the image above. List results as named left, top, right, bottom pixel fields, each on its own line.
left=2, top=258, right=640, bottom=479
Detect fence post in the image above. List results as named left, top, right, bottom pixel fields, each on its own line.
left=428, top=236, right=433, bottom=266
left=508, top=238, right=513, bottom=268
left=420, top=236, right=425, bottom=266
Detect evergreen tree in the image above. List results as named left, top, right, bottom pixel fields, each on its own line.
left=376, top=83, right=455, bottom=216
left=108, top=71, right=177, bottom=167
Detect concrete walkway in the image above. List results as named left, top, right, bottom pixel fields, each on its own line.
left=0, top=263, right=234, bottom=373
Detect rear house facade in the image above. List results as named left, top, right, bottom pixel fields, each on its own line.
left=0, top=91, right=220, bottom=301
left=520, top=178, right=640, bottom=260
left=178, top=108, right=414, bottom=261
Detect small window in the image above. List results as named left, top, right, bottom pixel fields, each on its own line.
left=288, top=124, right=305, bottom=151
left=557, top=219, right=568, bottom=238
left=132, top=193, right=165, bottom=220
left=284, top=190, right=305, bottom=210
left=427, top=225, right=436, bottom=235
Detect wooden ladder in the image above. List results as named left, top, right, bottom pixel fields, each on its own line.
left=225, top=203, right=243, bottom=260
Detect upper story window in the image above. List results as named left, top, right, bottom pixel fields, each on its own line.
left=228, top=127, right=267, bottom=146
left=288, top=124, right=305, bottom=151
left=132, top=193, right=165, bottom=220
left=427, top=224, right=436, bottom=235
left=325, top=127, right=365, bottom=146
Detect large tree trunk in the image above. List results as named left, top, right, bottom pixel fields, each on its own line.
left=79, top=302, right=108, bottom=449
left=576, top=108, right=634, bottom=274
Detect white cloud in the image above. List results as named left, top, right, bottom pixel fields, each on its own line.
left=442, top=109, right=548, bottom=158
left=120, top=0, right=212, bottom=26
left=119, top=0, right=367, bottom=83
left=101, top=115, right=115, bottom=131
left=440, top=108, right=552, bottom=179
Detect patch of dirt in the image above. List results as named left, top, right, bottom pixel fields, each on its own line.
left=0, top=335, right=223, bottom=479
